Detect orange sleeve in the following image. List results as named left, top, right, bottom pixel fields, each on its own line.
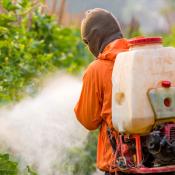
left=74, top=66, right=102, bottom=130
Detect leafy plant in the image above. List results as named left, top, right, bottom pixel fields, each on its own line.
left=0, top=0, right=92, bottom=174
left=26, top=166, right=38, bottom=175
left=61, top=131, right=98, bottom=175
left=0, top=154, right=18, bottom=175
left=163, top=27, right=175, bottom=47
left=0, top=0, right=91, bottom=105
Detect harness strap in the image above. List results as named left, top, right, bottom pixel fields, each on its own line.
left=107, top=127, right=117, bottom=153
left=102, top=117, right=117, bottom=153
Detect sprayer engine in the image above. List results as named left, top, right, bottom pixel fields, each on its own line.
left=145, top=123, right=175, bottom=166
left=111, top=123, right=175, bottom=174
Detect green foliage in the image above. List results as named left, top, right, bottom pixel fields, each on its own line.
left=0, top=0, right=91, bottom=105
left=61, top=131, right=98, bottom=175
left=163, top=27, right=175, bottom=47
left=0, top=154, right=36, bottom=175
left=0, top=154, right=18, bottom=175
left=26, top=166, right=38, bottom=175
left=0, top=0, right=92, bottom=174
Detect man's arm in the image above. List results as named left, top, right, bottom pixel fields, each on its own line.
left=74, top=66, right=102, bottom=130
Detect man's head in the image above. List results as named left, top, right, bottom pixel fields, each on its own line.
left=81, top=8, right=123, bottom=57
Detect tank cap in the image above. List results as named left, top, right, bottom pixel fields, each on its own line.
left=161, top=80, right=171, bottom=88
left=129, top=37, right=163, bottom=47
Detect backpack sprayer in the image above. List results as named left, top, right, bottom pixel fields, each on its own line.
left=111, top=37, right=175, bottom=174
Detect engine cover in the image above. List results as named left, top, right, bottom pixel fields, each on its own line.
left=146, top=123, right=175, bottom=165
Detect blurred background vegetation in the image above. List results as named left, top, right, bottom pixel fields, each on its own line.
left=0, top=0, right=175, bottom=175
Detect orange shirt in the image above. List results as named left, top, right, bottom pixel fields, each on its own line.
left=74, top=38, right=129, bottom=172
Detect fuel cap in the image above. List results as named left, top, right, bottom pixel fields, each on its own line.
left=129, top=37, right=163, bottom=47
left=161, top=80, right=171, bottom=88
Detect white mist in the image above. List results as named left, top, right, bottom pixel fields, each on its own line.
left=0, top=73, right=88, bottom=175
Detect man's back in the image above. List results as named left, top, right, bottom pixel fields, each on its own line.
left=75, top=39, right=129, bottom=171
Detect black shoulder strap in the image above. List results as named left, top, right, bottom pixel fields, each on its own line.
left=107, top=127, right=117, bottom=153
left=102, top=117, right=117, bottom=153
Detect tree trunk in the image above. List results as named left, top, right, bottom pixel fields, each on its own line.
left=51, top=0, right=57, bottom=14
left=58, top=0, right=66, bottom=25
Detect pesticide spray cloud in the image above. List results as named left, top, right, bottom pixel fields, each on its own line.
left=0, top=73, right=87, bottom=175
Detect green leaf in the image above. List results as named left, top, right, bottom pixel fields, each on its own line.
left=27, top=166, right=38, bottom=175
left=0, top=154, right=18, bottom=175
left=2, top=0, right=19, bottom=11
left=19, top=0, right=30, bottom=8
left=0, top=26, right=9, bottom=35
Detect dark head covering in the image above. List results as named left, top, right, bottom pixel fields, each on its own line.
left=81, top=8, right=123, bottom=57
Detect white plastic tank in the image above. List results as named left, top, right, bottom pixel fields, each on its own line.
left=112, top=37, right=175, bottom=134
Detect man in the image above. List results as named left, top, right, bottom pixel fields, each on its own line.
left=74, top=8, right=129, bottom=175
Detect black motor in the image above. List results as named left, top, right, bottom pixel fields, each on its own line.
left=145, top=123, right=175, bottom=165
